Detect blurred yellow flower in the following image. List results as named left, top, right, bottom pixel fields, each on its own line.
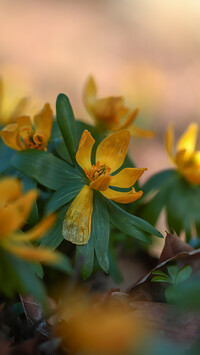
left=56, top=291, right=144, bottom=355
left=0, top=103, right=53, bottom=151
left=63, top=129, right=146, bottom=244
left=0, top=77, right=29, bottom=126
left=166, top=123, right=200, bottom=185
left=0, top=177, right=59, bottom=264
left=84, top=76, right=154, bottom=137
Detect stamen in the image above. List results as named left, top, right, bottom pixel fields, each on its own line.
left=85, top=161, right=111, bottom=182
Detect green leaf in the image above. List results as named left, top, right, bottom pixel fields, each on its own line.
left=0, top=249, right=46, bottom=305
left=165, top=285, right=177, bottom=303
left=168, top=275, right=200, bottom=309
left=12, top=150, right=83, bottom=191
left=92, top=193, right=110, bottom=273
left=0, top=144, right=14, bottom=173
left=22, top=175, right=38, bottom=225
left=152, top=270, right=168, bottom=277
left=56, top=94, right=77, bottom=164
left=54, top=137, right=73, bottom=164
left=76, top=238, right=95, bottom=279
left=106, top=199, right=163, bottom=243
left=45, top=181, right=84, bottom=214
left=75, top=193, right=110, bottom=278
left=40, top=205, right=69, bottom=249
left=151, top=276, right=171, bottom=283
left=167, top=263, right=179, bottom=283
left=175, top=265, right=192, bottom=285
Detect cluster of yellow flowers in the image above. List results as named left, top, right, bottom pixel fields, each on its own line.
left=0, top=177, right=60, bottom=263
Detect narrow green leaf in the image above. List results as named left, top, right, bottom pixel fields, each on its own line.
left=152, top=270, right=168, bottom=277
left=76, top=238, right=95, bottom=279
left=12, top=150, right=83, bottom=190
left=105, top=199, right=162, bottom=243
left=54, top=137, right=73, bottom=164
left=92, top=193, right=110, bottom=273
left=56, top=94, right=77, bottom=164
left=151, top=276, right=171, bottom=283
left=40, top=205, right=69, bottom=249
left=175, top=265, right=192, bottom=285
left=45, top=181, right=84, bottom=214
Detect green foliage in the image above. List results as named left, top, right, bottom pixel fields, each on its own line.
left=76, top=192, right=110, bottom=278
left=142, top=169, right=200, bottom=241
left=106, top=198, right=163, bottom=243
left=12, top=150, right=84, bottom=190
left=56, top=94, right=77, bottom=164
left=0, top=248, right=47, bottom=305
left=151, top=263, right=193, bottom=303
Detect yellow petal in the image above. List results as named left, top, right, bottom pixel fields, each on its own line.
left=17, top=115, right=32, bottom=129
left=165, top=124, right=175, bottom=161
left=90, top=175, right=112, bottom=191
left=93, top=97, right=126, bottom=129
left=111, top=168, right=147, bottom=188
left=83, top=76, right=97, bottom=113
left=33, top=103, right=53, bottom=145
left=63, top=185, right=93, bottom=245
left=76, top=130, right=95, bottom=171
left=4, top=244, right=60, bottom=263
left=0, top=190, right=37, bottom=238
left=9, top=97, right=30, bottom=123
left=102, top=187, right=143, bottom=203
left=0, top=177, right=22, bottom=206
left=117, top=108, right=139, bottom=130
left=1, top=123, right=25, bottom=150
left=11, top=213, right=56, bottom=242
left=96, top=130, right=130, bottom=173
left=128, top=125, right=155, bottom=138
left=176, top=123, right=198, bottom=155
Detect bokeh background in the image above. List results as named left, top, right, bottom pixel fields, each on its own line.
left=1, top=0, right=200, bottom=169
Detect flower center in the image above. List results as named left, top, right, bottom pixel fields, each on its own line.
left=85, top=161, right=111, bottom=182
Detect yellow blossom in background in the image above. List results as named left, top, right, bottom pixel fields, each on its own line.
left=84, top=76, right=154, bottom=137
left=63, top=129, right=146, bottom=245
left=0, top=177, right=60, bottom=264
left=56, top=291, right=144, bottom=355
left=166, top=123, right=200, bottom=185
left=0, top=77, right=29, bottom=126
left=0, top=103, right=53, bottom=151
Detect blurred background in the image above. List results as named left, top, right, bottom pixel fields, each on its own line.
left=1, top=0, right=200, bottom=176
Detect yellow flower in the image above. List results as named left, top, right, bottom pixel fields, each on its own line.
left=0, top=103, right=53, bottom=151
left=0, top=77, right=29, bottom=126
left=57, top=293, right=143, bottom=355
left=63, top=129, right=146, bottom=245
left=0, top=177, right=59, bottom=264
left=166, top=123, right=200, bottom=185
left=83, top=76, right=154, bottom=137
